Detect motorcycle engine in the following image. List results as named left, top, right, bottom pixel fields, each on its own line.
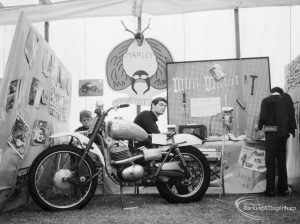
left=109, top=144, right=132, bottom=161
left=119, top=164, right=144, bottom=181
left=109, top=144, right=144, bottom=181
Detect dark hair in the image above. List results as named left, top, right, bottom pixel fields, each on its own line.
left=79, top=110, right=92, bottom=121
left=151, top=97, right=167, bottom=109
left=270, top=87, right=283, bottom=94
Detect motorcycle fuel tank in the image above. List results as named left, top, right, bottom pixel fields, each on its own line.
left=107, top=118, right=148, bottom=141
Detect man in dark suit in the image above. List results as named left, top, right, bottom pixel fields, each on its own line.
left=133, top=97, right=167, bottom=148
left=258, top=87, right=296, bottom=197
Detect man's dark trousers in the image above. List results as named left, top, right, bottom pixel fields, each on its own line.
left=265, top=132, right=288, bottom=193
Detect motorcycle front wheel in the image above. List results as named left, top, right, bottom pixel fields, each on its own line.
left=156, top=146, right=210, bottom=203
left=28, top=145, right=98, bottom=211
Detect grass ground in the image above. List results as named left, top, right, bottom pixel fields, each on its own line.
left=0, top=191, right=299, bottom=224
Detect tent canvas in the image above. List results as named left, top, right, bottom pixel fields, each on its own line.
left=0, top=0, right=300, bottom=25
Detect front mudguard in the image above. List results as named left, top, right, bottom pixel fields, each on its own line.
left=50, top=132, right=105, bottom=167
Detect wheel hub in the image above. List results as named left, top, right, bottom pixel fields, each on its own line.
left=53, top=169, right=72, bottom=189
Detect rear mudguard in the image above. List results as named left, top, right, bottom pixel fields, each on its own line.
left=50, top=132, right=105, bottom=166
left=168, top=133, right=203, bottom=146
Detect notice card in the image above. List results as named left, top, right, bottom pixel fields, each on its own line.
left=152, top=134, right=167, bottom=145
left=190, top=97, right=221, bottom=117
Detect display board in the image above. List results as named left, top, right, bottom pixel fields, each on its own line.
left=284, top=54, right=300, bottom=191
left=0, top=13, right=72, bottom=211
left=167, top=58, right=271, bottom=138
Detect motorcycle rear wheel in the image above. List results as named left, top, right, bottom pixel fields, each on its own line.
left=156, top=146, right=210, bottom=203
left=28, top=145, right=98, bottom=211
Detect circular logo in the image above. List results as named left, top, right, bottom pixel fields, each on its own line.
left=235, top=196, right=265, bottom=220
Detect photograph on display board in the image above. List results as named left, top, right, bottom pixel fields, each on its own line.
left=7, top=114, right=30, bottom=159
left=6, top=79, right=21, bottom=111
left=12, top=167, right=29, bottom=196
left=28, top=77, right=43, bottom=109
left=41, top=89, right=49, bottom=105
left=49, top=86, right=69, bottom=122
left=42, top=48, right=54, bottom=78
left=79, top=79, right=103, bottom=97
left=58, top=66, right=68, bottom=90
left=66, top=78, right=71, bottom=96
left=49, top=86, right=58, bottom=119
left=30, top=120, right=49, bottom=145
left=209, top=63, right=226, bottom=81
left=24, top=28, right=39, bottom=69
left=167, top=57, right=271, bottom=138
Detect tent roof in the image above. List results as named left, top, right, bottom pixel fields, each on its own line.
left=0, top=0, right=300, bottom=25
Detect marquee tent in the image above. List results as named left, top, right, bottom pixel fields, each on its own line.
left=0, top=0, right=300, bottom=25
left=0, top=0, right=300, bottom=212
left=0, top=0, right=300, bottom=131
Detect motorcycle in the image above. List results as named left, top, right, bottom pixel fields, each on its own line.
left=28, top=104, right=210, bottom=211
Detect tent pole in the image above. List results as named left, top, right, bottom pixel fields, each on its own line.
left=44, top=21, right=49, bottom=43
left=234, top=8, right=247, bottom=136
left=40, top=0, right=50, bottom=43
left=136, top=16, right=142, bottom=115
left=234, top=8, right=241, bottom=57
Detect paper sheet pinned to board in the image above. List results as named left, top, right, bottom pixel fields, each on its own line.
left=190, top=97, right=221, bottom=117
left=152, top=134, right=167, bottom=145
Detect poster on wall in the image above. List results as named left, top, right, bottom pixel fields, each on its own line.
left=79, top=79, right=103, bottom=97
left=285, top=54, right=300, bottom=93
left=238, top=145, right=266, bottom=172
left=167, top=58, right=271, bottom=138
left=106, top=22, right=173, bottom=105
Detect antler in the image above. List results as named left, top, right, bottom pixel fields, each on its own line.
left=142, top=18, right=151, bottom=34
left=121, top=21, right=135, bottom=36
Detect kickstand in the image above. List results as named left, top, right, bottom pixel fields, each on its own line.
left=119, top=183, right=138, bottom=210
left=119, top=183, right=125, bottom=208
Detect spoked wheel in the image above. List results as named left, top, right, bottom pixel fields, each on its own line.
left=156, top=146, right=210, bottom=203
left=28, top=145, right=98, bottom=211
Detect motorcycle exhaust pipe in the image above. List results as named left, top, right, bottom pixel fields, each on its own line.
left=111, top=154, right=144, bottom=165
left=111, top=148, right=162, bottom=165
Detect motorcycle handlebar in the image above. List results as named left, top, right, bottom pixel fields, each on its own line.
left=118, top=104, right=129, bottom=108
left=103, top=104, right=130, bottom=115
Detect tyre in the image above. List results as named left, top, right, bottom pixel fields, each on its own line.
left=28, top=145, right=98, bottom=211
left=156, top=146, right=210, bottom=203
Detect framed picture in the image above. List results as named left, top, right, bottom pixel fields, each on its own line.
left=79, top=79, right=103, bottom=97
